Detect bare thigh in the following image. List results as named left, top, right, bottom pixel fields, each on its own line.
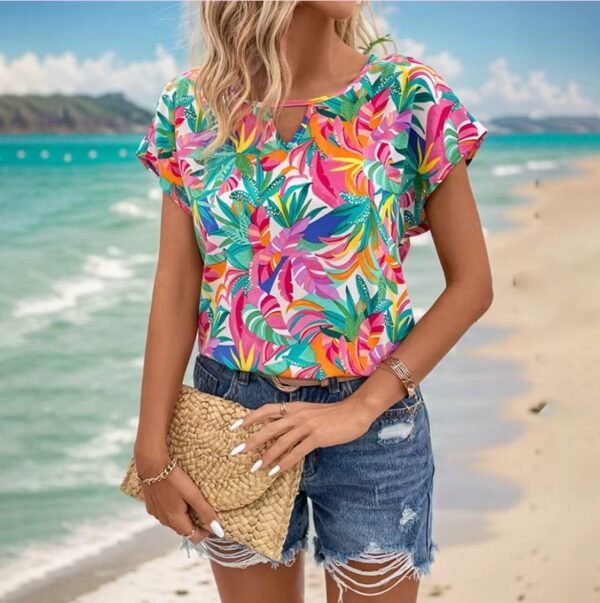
left=209, top=549, right=305, bottom=603
left=324, top=558, right=421, bottom=603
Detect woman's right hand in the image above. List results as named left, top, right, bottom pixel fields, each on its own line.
left=134, top=450, right=225, bottom=546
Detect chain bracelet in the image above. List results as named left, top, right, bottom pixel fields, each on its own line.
left=379, top=356, right=417, bottom=399
left=135, top=457, right=177, bottom=486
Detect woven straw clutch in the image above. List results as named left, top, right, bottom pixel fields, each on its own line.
left=120, top=384, right=304, bottom=562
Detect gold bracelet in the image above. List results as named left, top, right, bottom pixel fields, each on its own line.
left=135, top=457, right=177, bottom=486
left=378, top=356, right=417, bottom=399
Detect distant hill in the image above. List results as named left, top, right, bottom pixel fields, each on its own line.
left=0, top=92, right=154, bottom=134
left=486, top=115, right=600, bottom=134
left=0, top=92, right=599, bottom=134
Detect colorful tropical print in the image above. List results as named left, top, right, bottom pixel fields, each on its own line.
left=135, top=52, right=488, bottom=378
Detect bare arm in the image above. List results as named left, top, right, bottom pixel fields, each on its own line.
left=357, top=158, right=494, bottom=418
left=131, top=194, right=224, bottom=543
left=133, top=193, right=203, bottom=475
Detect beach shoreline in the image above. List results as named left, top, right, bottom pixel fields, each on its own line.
left=4, top=153, right=599, bottom=603
left=0, top=524, right=178, bottom=603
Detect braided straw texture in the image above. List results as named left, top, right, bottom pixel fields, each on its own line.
left=120, top=384, right=304, bottom=562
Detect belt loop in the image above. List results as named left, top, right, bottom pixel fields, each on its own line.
left=328, top=376, right=340, bottom=394
left=238, top=369, right=249, bottom=385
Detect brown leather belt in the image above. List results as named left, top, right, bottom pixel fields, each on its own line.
left=260, top=373, right=363, bottom=392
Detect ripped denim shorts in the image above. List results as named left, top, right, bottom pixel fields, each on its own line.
left=180, top=354, right=438, bottom=602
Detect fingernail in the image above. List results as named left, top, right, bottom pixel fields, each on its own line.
left=210, top=520, right=225, bottom=538
left=249, top=459, right=263, bottom=473
left=267, top=465, right=280, bottom=477
left=228, top=418, right=243, bottom=431
left=229, top=442, right=246, bottom=456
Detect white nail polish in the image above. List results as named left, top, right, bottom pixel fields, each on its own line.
left=228, top=418, right=243, bottom=431
left=210, top=520, right=225, bottom=538
left=267, top=465, right=280, bottom=477
left=250, top=459, right=263, bottom=473
left=229, top=442, right=246, bottom=456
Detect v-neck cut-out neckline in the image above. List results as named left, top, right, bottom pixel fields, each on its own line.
left=270, top=103, right=315, bottom=149
left=256, top=52, right=377, bottom=149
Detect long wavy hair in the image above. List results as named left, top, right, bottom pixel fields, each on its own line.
left=180, top=0, right=395, bottom=159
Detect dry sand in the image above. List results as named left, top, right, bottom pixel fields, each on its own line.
left=418, top=155, right=600, bottom=602
left=65, top=155, right=600, bottom=602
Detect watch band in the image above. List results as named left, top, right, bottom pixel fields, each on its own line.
left=379, top=356, right=417, bottom=398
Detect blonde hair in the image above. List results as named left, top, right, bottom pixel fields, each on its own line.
left=180, top=0, right=394, bottom=159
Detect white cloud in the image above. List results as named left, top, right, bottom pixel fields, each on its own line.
left=0, top=42, right=597, bottom=119
left=366, top=8, right=464, bottom=81
left=394, top=38, right=463, bottom=80
left=387, top=38, right=598, bottom=119
left=0, top=46, right=184, bottom=109
left=377, top=2, right=598, bottom=119
left=478, top=57, right=598, bottom=118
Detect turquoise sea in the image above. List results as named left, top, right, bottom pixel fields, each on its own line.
left=1, top=133, right=599, bottom=598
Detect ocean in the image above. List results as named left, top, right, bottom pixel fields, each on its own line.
left=1, top=132, right=599, bottom=598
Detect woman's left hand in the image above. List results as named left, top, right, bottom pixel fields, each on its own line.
left=226, top=396, right=375, bottom=476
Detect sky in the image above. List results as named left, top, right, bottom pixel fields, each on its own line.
left=0, top=1, right=598, bottom=121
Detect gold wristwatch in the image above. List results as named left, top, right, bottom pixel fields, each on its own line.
left=379, top=356, right=417, bottom=398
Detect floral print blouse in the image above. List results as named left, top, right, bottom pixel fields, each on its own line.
left=135, top=52, right=488, bottom=378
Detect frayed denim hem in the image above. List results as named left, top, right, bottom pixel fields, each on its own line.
left=313, top=536, right=438, bottom=603
left=179, top=533, right=309, bottom=570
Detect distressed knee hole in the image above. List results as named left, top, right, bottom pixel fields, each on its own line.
left=322, top=544, right=422, bottom=602
left=179, top=535, right=304, bottom=570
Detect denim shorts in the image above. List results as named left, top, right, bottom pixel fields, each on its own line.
left=180, top=353, right=438, bottom=601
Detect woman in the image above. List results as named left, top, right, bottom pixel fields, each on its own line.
left=133, top=1, right=492, bottom=602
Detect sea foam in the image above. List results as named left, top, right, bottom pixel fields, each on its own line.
left=0, top=513, right=157, bottom=600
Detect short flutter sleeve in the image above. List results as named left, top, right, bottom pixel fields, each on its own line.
left=399, top=56, right=489, bottom=238
left=135, top=76, right=192, bottom=216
